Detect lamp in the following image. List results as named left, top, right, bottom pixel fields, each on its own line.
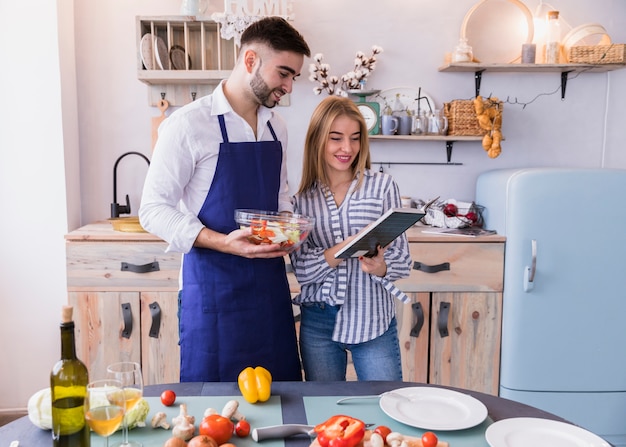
left=211, top=0, right=294, bottom=46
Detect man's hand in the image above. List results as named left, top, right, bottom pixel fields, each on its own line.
left=224, top=227, right=287, bottom=258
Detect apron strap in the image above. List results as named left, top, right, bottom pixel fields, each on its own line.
left=218, top=114, right=229, bottom=143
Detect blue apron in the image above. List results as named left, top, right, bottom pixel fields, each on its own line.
left=179, top=115, right=302, bottom=382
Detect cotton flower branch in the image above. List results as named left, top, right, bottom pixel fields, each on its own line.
left=309, top=46, right=383, bottom=96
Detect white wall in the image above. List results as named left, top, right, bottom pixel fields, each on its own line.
left=1, top=0, right=625, bottom=410
left=0, top=0, right=78, bottom=410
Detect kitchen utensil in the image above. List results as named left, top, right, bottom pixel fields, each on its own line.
left=251, top=424, right=315, bottom=441
left=235, top=209, right=315, bottom=253
left=151, top=99, right=169, bottom=150
left=336, top=390, right=409, bottom=404
left=253, top=423, right=376, bottom=441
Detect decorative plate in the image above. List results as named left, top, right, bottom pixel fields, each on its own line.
left=461, top=0, right=534, bottom=64
left=154, top=36, right=169, bottom=70
left=170, top=45, right=192, bottom=70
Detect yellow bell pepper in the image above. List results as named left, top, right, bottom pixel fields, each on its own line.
left=238, top=366, right=272, bottom=403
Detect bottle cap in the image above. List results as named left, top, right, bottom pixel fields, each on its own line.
left=61, top=305, right=73, bottom=323
left=548, top=10, right=559, bottom=19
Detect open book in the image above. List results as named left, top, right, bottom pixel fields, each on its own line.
left=335, top=198, right=438, bottom=259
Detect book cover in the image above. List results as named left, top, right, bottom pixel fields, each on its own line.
left=334, top=208, right=427, bottom=259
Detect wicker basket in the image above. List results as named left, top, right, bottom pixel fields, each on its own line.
left=444, top=98, right=503, bottom=136
left=568, top=44, right=626, bottom=64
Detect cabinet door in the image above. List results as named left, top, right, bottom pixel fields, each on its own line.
left=70, top=291, right=141, bottom=380
left=140, top=291, right=180, bottom=385
left=429, top=292, right=502, bottom=395
left=396, top=292, right=430, bottom=382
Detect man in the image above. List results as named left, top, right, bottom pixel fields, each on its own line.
left=139, top=17, right=310, bottom=382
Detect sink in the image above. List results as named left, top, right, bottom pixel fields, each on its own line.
left=108, top=216, right=146, bottom=233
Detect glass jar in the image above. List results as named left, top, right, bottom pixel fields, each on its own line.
left=452, top=38, right=473, bottom=63
left=427, top=109, right=448, bottom=135
left=545, top=11, right=561, bottom=64
left=412, top=110, right=428, bottom=135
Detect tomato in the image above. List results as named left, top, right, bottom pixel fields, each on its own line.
left=443, top=203, right=458, bottom=217
left=234, top=419, right=251, bottom=437
left=160, top=390, right=176, bottom=406
left=373, top=426, right=391, bottom=442
left=199, top=414, right=234, bottom=445
left=421, top=431, right=438, bottom=447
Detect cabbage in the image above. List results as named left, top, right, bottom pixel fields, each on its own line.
left=27, top=387, right=150, bottom=431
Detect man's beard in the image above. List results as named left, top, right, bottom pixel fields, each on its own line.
left=250, top=68, right=281, bottom=108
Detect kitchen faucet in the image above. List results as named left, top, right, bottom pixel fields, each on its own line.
left=111, top=151, right=150, bottom=218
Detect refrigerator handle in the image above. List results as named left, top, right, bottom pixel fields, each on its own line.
left=523, top=239, right=537, bottom=292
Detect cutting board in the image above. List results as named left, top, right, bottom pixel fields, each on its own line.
left=151, top=99, right=169, bottom=151
left=303, top=396, right=493, bottom=447
left=96, top=396, right=284, bottom=447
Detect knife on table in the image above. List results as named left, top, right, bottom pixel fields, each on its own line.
left=252, top=424, right=315, bottom=442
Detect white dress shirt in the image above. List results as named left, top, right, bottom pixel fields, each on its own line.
left=139, top=81, right=292, bottom=254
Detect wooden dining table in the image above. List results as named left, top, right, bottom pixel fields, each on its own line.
left=0, top=381, right=578, bottom=447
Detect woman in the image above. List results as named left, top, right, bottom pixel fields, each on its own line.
left=290, top=96, right=412, bottom=381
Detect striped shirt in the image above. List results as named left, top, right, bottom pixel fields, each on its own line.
left=290, top=169, right=412, bottom=344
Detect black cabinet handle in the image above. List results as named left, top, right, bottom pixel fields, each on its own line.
left=121, top=303, right=132, bottom=339
left=438, top=301, right=450, bottom=338
left=410, top=302, right=425, bottom=338
left=413, top=261, right=450, bottom=274
left=121, top=261, right=160, bottom=273
left=149, top=302, right=161, bottom=338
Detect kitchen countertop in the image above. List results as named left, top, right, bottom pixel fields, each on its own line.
left=66, top=221, right=506, bottom=243
left=0, top=381, right=573, bottom=447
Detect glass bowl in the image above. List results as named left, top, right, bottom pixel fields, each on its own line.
left=235, top=209, right=315, bottom=253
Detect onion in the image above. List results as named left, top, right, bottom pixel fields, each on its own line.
left=188, top=435, right=218, bottom=447
left=164, top=436, right=188, bottom=447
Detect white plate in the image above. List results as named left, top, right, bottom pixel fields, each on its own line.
left=374, top=87, right=436, bottom=115
left=140, top=33, right=155, bottom=70
left=154, top=36, right=168, bottom=70
left=379, top=386, right=488, bottom=431
left=485, top=417, right=611, bottom=447
left=461, top=0, right=534, bottom=64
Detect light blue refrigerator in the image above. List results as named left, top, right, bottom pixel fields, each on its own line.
left=476, top=168, right=626, bottom=446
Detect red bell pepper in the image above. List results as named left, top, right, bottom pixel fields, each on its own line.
left=314, top=415, right=366, bottom=447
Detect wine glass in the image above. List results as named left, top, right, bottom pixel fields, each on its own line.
left=84, top=379, right=126, bottom=447
left=106, top=362, right=143, bottom=447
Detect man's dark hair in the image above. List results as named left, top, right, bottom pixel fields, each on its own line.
left=240, top=16, right=310, bottom=57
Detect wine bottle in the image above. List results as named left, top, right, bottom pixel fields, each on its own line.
left=50, top=305, right=90, bottom=447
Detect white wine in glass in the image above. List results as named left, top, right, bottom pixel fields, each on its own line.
left=84, top=379, right=126, bottom=447
left=106, top=362, right=143, bottom=447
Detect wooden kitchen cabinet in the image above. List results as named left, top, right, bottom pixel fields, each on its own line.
left=395, top=231, right=505, bottom=395
left=65, top=222, right=181, bottom=385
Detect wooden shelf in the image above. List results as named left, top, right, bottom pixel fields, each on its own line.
left=369, top=134, right=484, bottom=165
left=439, top=62, right=626, bottom=73
left=370, top=135, right=482, bottom=142
left=439, top=61, right=626, bottom=98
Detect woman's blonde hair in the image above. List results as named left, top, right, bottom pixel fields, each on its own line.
left=297, top=96, right=371, bottom=194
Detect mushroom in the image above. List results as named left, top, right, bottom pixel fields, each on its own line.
left=171, top=403, right=196, bottom=441
left=386, top=432, right=404, bottom=447
left=151, top=412, right=171, bottom=430
left=203, top=407, right=218, bottom=418
left=221, top=399, right=245, bottom=421
left=172, top=403, right=196, bottom=426
left=369, top=432, right=384, bottom=447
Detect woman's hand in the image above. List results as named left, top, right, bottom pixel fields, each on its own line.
left=359, top=244, right=387, bottom=277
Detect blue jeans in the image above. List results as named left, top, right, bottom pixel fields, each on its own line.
left=299, top=302, right=403, bottom=381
